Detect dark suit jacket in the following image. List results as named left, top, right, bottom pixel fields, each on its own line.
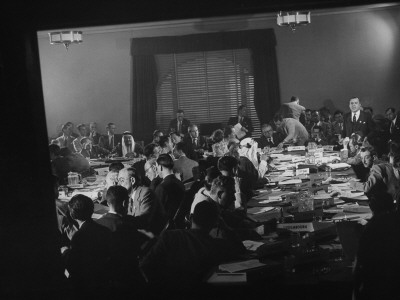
left=342, top=111, right=374, bottom=138
left=155, top=174, right=185, bottom=223
left=388, top=116, right=400, bottom=143
left=256, top=132, right=284, bottom=149
left=227, top=116, right=253, bottom=138
left=63, top=220, right=112, bottom=289
left=99, top=134, right=122, bottom=154
left=169, top=118, right=191, bottom=135
left=95, top=213, right=145, bottom=285
left=183, top=135, right=208, bottom=161
left=80, top=146, right=101, bottom=159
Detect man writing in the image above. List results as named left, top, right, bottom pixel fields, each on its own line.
left=227, top=104, right=253, bottom=139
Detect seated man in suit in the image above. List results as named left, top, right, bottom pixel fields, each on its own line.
left=118, top=167, right=166, bottom=235
left=72, top=123, right=88, bottom=153
left=256, top=123, right=284, bottom=149
left=169, top=109, right=191, bottom=137
left=132, top=143, right=162, bottom=187
left=385, top=107, right=400, bottom=143
left=309, top=110, right=332, bottom=140
left=99, top=122, right=122, bottom=156
left=183, top=124, right=208, bottom=161
left=342, top=97, right=375, bottom=140
left=55, top=124, right=75, bottom=153
left=227, top=104, right=253, bottom=139
left=173, top=141, right=199, bottom=182
left=155, top=154, right=185, bottom=228
left=140, top=200, right=245, bottom=292
left=61, top=194, right=112, bottom=291
left=88, top=122, right=101, bottom=146
left=80, top=137, right=105, bottom=159
left=96, top=185, right=145, bottom=287
left=273, top=113, right=309, bottom=148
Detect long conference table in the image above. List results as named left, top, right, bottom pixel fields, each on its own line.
left=59, top=148, right=370, bottom=299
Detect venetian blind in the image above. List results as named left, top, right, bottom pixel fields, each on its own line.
left=155, top=49, right=260, bottom=137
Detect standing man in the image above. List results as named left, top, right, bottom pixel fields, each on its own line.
left=99, top=122, right=122, bottom=155
left=183, top=124, right=208, bottom=161
left=385, top=107, right=400, bottom=143
left=155, top=154, right=185, bottom=229
left=169, top=109, right=191, bottom=137
left=342, top=97, right=374, bottom=139
left=281, top=96, right=306, bottom=121
left=273, top=113, right=309, bottom=148
left=227, top=104, right=253, bottom=139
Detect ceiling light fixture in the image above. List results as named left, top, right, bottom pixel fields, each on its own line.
left=277, top=11, right=311, bottom=32
left=48, top=31, right=83, bottom=50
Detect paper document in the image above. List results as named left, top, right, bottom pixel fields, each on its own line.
left=234, top=123, right=246, bottom=139
left=278, top=179, right=302, bottom=185
left=247, top=207, right=275, bottom=215
left=327, top=162, right=351, bottom=170
left=242, top=240, right=265, bottom=251
left=219, top=259, right=266, bottom=273
left=207, top=272, right=247, bottom=284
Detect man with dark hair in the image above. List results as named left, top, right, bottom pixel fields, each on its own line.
left=132, top=143, right=161, bottom=187
left=385, top=107, right=400, bottom=143
left=273, top=113, right=309, bottom=148
left=183, top=124, right=208, bottom=160
left=280, top=96, right=306, bottom=122
left=190, top=166, right=221, bottom=214
left=309, top=110, right=332, bottom=141
left=152, top=130, right=164, bottom=144
left=169, top=109, right=191, bottom=137
left=80, top=137, right=102, bottom=159
left=170, top=131, right=182, bottom=146
left=89, top=122, right=101, bottom=145
left=155, top=154, right=185, bottom=228
left=342, top=97, right=374, bottom=140
left=117, top=167, right=165, bottom=234
left=62, top=194, right=111, bottom=291
left=55, top=124, right=75, bottom=152
left=159, top=135, right=174, bottom=155
left=227, top=104, right=253, bottom=139
left=173, top=141, right=199, bottom=182
left=96, top=186, right=145, bottom=287
left=99, top=122, right=122, bottom=155
left=140, top=200, right=245, bottom=291
left=332, top=110, right=344, bottom=137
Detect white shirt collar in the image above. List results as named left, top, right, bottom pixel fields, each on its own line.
left=393, top=116, right=397, bottom=124
left=353, top=110, right=360, bottom=120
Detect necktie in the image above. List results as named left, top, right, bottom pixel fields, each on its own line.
left=64, top=138, right=68, bottom=147
left=193, top=138, right=197, bottom=147
left=178, top=121, right=181, bottom=133
left=391, top=122, right=394, bottom=134
left=110, top=136, right=114, bottom=148
left=352, top=114, right=356, bottom=123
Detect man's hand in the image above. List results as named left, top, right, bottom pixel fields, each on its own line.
left=241, top=127, right=248, bottom=133
left=260, top=153, right=269, bottom=161
left=277, top=142, right=284, bottom=150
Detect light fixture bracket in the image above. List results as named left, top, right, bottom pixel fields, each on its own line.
left=277, top=11, right=311, bottom=32
left=48, top=31, right=83, bottom=50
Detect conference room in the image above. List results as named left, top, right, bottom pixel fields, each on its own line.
left=3, top=1, right=400, bottom=299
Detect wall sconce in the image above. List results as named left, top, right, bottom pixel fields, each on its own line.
left=48, top=31, right=83, bottom=50
left=277, top=11, right=311, bottom=32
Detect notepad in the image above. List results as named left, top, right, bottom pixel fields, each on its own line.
left=207, top=272, right=247, bottom=284
left=242, top=240, right=265, bottom=251
left=278, top=179, right=301, bottom=185
left=219, top=259, right=266, bottom=273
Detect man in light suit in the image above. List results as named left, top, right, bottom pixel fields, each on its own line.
left=273, top=113, right=309, bottom=148
left=99, top=122, right=122, bottom=156
left=227, top=104, right=253, bottom=139
left=118, top=167, right=166, bottom=235
left=342, top=97, right=374, bottom=139
left=169, top=109, right=191, bottom=137
left=172, top=142, right=199, bottom=182
left=56, top=124, right=75, bottom=153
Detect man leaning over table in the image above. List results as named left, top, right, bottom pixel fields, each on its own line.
left=350, top=143, right=400, bottom=200
left=273, top=113, right=309, bottom=148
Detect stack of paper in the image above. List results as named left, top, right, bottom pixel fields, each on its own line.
left=219, top=259, right=266, bottom=273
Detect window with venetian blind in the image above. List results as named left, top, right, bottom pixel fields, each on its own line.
left=155, top=49, right=260, bottom=136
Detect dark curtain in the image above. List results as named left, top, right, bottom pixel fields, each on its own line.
left=131, top=55, right=158, bottom=142
left=131, top=29, right=280, bottom=142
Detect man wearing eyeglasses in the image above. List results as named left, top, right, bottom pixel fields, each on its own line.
left=117, top=167, right=165, bottom=234
left=256, top=124, right=284, bottom=149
